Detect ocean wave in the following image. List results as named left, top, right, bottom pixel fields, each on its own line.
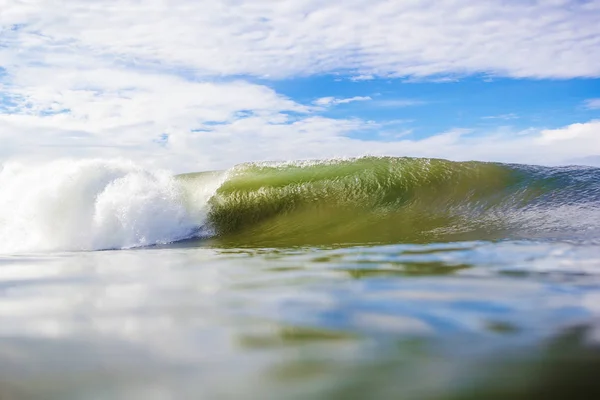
left=195, top=157, right=600, bottom=246
left=1, top=157, right=599, bottom=253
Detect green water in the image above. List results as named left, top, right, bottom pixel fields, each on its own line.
left=181, top=157, right=600, bottom=246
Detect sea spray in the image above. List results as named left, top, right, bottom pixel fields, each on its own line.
left=0, top=159, right=209, bottom=253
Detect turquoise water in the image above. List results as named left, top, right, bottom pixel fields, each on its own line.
left=1, top=157, right=600, bottom=399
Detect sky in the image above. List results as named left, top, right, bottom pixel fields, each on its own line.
left=1, top=0, right=600, bottom=172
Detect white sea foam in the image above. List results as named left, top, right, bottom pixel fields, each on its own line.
left=0, top=159, right=221, bottom=253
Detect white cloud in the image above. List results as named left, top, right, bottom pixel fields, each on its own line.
left=0, top=64, right=315, bottom=169
left=538, top=120, right=600, bottom=144
left=172, top=120, right=599, bottom=170
left=567, top=155, right=600, bottom=167
left=2, top=83, right=600, bottom=172
left=584, top=99, right=600, bottom=109
left=350, top=75, right=375, bottom=82
left=1, top=0, right=599, bottom=79
left=314, top=96, right=371, bottom=106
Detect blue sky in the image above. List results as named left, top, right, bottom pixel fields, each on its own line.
left=272, top=76, right=600, bottom=139
left=1, top=0, right=600, bottom=171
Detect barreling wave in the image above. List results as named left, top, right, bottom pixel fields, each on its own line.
left=184, top=157, right=600, bottom=247
left=1, top=157, right=599, bottom=253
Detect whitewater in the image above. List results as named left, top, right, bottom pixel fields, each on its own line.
left=1, top=156, right=600, bottom=399
left=0, top=159, right=222, bottom=253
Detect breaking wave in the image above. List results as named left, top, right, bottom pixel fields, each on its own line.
left=1, top=157, right=599, bottom=253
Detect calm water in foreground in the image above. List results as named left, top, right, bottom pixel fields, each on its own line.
left=2, top=240, right=600, bottom=399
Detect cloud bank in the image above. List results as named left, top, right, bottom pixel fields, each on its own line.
left=3, top=0, right=599, bottom=79
left=0, top=0, right=599, bottom=171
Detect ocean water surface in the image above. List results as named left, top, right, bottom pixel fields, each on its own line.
left=1, top=157, right=600, bottom=399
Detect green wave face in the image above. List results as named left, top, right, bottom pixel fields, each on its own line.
left=178, top=157, right=569, bottom=247
left=178, top=157, right=600, bottom=247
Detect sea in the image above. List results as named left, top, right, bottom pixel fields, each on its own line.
left=1, top=156, right=600, bottom=399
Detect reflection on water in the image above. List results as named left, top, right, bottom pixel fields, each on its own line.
left=1, top=241, right=600, bottom=399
